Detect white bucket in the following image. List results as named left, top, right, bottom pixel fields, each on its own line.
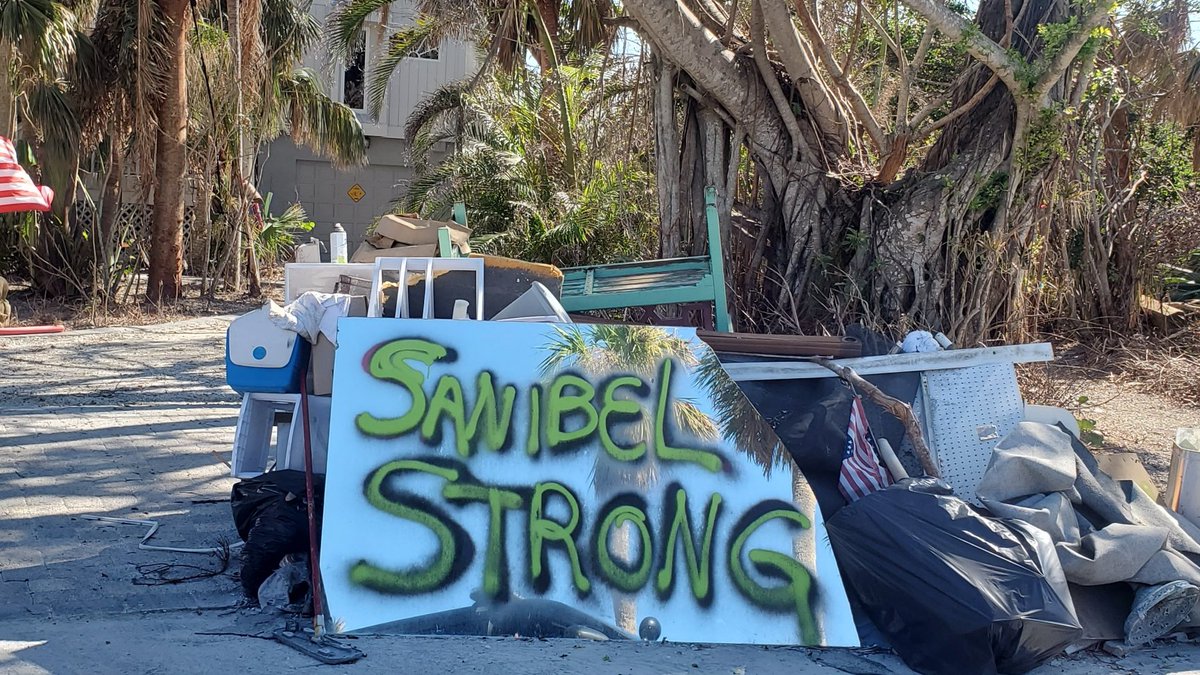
left=1165, top=428, right=1200, bottom=528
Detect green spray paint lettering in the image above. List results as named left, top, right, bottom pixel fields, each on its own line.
left=420, top=372, right=517, bottom=457
left=356, top=339, right=447, bottom=438
left=593, top=496, right=653, bottom=593
left=597, top=376, right=647, bottom=462
left=524, top=385, right=541, bottom=455
left=728, top=502, right=819, bottom=645
left=528, top=481, right=591, bottom=595
left=465, top=372, right=517, bottom=453
left=545, top=375, right=598, bottom=451
left=350, top=459, right=474, bottom=594
left=655, top=484, right=722, bottom=605
left=442, top=482, right=523, bottom=598
left=654, top=360, right=722, bottom=472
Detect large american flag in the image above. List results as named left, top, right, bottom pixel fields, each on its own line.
left=0, top=136, right=54, bottom=214
left=838, top=395, right=894, bottom=502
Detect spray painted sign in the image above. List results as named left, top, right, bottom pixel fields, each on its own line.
left=322, top=319, right=856, bottom=645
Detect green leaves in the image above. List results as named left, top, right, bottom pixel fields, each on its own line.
left=278, top=67, right=368, bottom=167
left=0, top=0, right=78, bottom=80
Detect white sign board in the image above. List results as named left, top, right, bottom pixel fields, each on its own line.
left=322, top=319, right=856, bottom=645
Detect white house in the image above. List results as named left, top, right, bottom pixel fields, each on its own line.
left=257, top=1, right=477, bottom=245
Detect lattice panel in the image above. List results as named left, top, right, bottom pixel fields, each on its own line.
left=73, top=202, right=198, bottom=245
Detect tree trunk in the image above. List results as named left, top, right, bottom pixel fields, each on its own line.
left=0, top=39, right=15, bottom=138
left=653, top=55, right=684, bottom=258
left=626, top=0, right=1074, bottom=342
left=146, top=0, right=189, bottom=304
left=98, top=137, right=124, bottom=297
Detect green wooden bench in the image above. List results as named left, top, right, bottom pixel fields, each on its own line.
left=559, top=187, right=732, bottom=332
left=443, top=189, right=732, bottom=332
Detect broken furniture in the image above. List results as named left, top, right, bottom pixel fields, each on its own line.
left=558, top=187, right=732, bottom=332
left=230, top=393, right=332, bottom=478
left=723, top=343, right=1059, bottom=505
left=226, top=305, right=310, bottom=394
left=366, top=257, right=485, bottom=319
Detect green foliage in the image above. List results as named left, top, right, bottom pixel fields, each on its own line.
left=1037, top=17, right=1081, bottom=61
left=969, top=171, right=1010, bottom=211
left=401, top=60, right=655, bottom=268
left=256, top=198, right=315, bottom=265
left=1138, top=123, right=1195, bottom=206
left=1018, top=107, right=1068, bottom=173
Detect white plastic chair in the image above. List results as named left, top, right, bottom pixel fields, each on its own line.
left=366, top=257, right=485, bottom=319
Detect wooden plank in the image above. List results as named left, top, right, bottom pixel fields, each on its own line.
left=559, top=285, right=719, bottom=312
left=562, top=256, right=710, bottom=276
left=698, top=332, right=862, bottom=358
left=704, top=188, right=732, bottom=333
left=721, top=343, right=1055, bottom=381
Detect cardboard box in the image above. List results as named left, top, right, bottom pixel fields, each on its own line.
left=374, top=214, right=471, bottom=248
left=310, top=296, right=368, bottom=396
left=365, top=232, right=396, bottom=248
left=350, top=242, right=437, bottom=263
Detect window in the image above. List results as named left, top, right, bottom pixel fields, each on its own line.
left=342, top=34, right=366, bottom=111
left=389, top=31, right=439, bottom=61
left=407, top=43, right=439, bottom=60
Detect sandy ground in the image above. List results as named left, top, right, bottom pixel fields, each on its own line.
left=1, top=317, right=1199, bottom=673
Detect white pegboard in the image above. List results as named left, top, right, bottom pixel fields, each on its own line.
left=919, top=362, right=1025, bottom=504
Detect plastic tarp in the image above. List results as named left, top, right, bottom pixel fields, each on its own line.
left=828, top=479, right=1082, bottom=675
left=977, top=422, right=1200, bottom=629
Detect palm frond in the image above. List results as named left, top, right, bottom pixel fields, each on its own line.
left=325, top=0, right=393, bottom=59
left=1, top=0, right=78, bottom=79
left=673, top=400, right=719, bottom=442
left=279, top=67, right=367, bottom=167
left=261, top=0, right=320, bottom=72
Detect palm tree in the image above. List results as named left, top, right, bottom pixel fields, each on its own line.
left=539, top=324, right=717, bottom=634
left=145, top=0, right=189, bottom=303
left=0, top=0, right=77, bottom=139
left=399, top=63, right=654, bottom=267
left=193, top=0, right=366, bottom=292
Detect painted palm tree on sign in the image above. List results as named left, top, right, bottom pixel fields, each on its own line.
left=539, top=323, right=717, bottom=633
left=695, top=350, right=826, bottom=644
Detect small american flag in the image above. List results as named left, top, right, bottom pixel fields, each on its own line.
left=0, top=136, right=54, bottom=214
left=838, top=395, right=893, bottom=502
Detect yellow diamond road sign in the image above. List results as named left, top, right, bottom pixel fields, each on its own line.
left=347, top=184, right=366, bottom=202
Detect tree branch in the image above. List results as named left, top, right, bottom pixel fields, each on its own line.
left=624, top=0, right=792, bottom=182
left=756, top=0, right=848, bottom=144
left=814, top=359, right=941, bottom=478
left=896, top=25, right=934, bottom=130
left=913, top=72, right=998, bottom=141
left=790, top=0, right=888, bottom=152
left=898, top=0, right=1023, bottom=94
left=1032, top=1, right=1116, bottom=103
left=750, top=0, right=807, bottom=156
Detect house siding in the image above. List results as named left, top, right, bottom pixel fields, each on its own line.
left=258, top=0, right=474, bottom=244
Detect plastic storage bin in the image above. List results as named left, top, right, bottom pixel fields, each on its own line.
left=225, top=306, right=310, bottom=394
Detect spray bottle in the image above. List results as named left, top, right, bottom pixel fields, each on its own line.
left=330, top=223, right=348, bottom=264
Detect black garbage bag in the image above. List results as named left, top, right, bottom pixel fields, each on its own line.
left=230, top=470, right=324, bottom=598
left=827, top=479, right=1082, bottom=675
